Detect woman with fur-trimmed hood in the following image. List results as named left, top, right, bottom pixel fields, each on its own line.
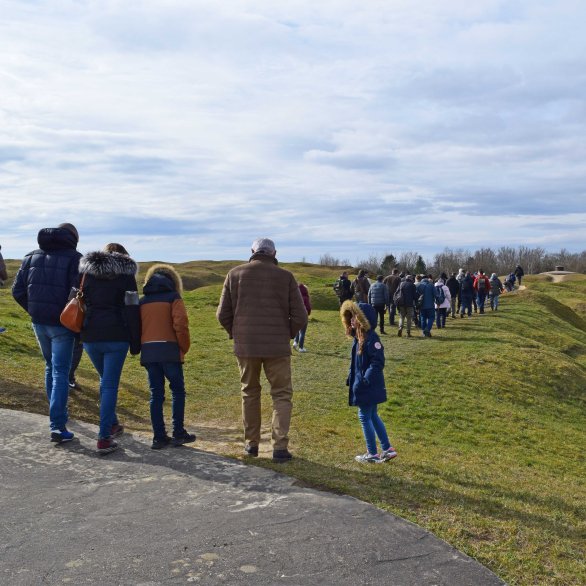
left=79, top=243, right=141, bottom=455
left=340, top=300, right=397, bottom=464
left=139, top=264, right=195, bottom=450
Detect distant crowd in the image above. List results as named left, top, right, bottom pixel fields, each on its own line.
left=333, top=264, right=525, bottom=338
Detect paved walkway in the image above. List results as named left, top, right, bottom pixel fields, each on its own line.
left=0, top=409, right=505, bottom=585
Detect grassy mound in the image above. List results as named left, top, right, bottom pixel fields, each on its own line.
left=1, top=263, right=584, bottom=585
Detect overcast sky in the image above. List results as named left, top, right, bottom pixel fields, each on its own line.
left=1, top=0, right=585, bottom=263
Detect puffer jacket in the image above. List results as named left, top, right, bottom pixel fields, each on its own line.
left=140, top=264, right=190, bottom=365
left=12, top=228, right=81, bottom=325
left=340, top=301, right=387, bottom=407
left=298, top=283, right=312, bottom=315
left=367, top=281, right=389, bottom=306
left=216, top=252, right=307, bottom=357
left=416, top=279, right=435, bottom=310
left=79, top=251, right=141, bottom=354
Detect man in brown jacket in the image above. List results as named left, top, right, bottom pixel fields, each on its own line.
left=216, top=238, right=307, bottom=462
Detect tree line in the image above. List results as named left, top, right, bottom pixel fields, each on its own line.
left=320, top=247, right=586, bottom=276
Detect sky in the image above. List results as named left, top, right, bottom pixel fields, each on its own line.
left=1, top=0, right=585, bottom=263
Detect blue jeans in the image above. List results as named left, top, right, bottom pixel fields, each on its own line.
left=357, top=404, right=391, bottom=455
left=294, top=326, right=307, bottom=349
left=436, top=308, right=447, bottom=328
left=490, top=294, right=500, bottom=310
left=460, top=298, right=472, bottom=316
left=145, top=362, right=186, bottom=439
left=32, top=323, right=75, bottom=432
left=83, top=341, right=129, bottom=439
left=420, top=308, right=435, bottom=333
left=477, top=292, right=487, bottom=311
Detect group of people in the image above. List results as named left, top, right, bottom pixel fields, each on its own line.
left=334, top=265, right=525, bottom=338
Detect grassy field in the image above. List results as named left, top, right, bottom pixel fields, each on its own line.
left=1, top=261, right=585, bottom=585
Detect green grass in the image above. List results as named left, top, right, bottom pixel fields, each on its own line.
left=1, top=263, right=585, bottom=585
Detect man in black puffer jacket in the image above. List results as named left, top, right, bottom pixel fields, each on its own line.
left=12, top=223, right=82, bottom=444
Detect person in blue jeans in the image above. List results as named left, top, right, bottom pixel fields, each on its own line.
left=12, top=223, right=82, bottom=443
left=79, top=243, right=141, bottom=455
left=139, top=264, right=195, bottom=449
left=416, top=276, right=436, bottom=337
left=340, top=300, right=397, bottom=464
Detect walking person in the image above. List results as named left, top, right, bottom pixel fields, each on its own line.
left=474, top=270, right=490, bottom=314
left=416, top=275, right=436, bottom=337
left=446, top=272, right=459, bottom=318
left=12, top=223, right=82, bottom=443
left=383, top=268, right=401, bottom=327
left=340, top=301, right=397, bottom=464
left=367, top=275, right=389, bottom=334
left=79, top=243, right=141, bottom=455
left=434, top=277, right=452, bottom=329
left=140, top=264, right=196, bottom=449
left=216, top=238, right=307, bottom=462
left=333, top=271, right=353, bottom=306
left=514, top=265, right=525, bottom=286
left=489, top=273, right=504, bottom=311
left=459, top=271, right=475, bottom=318
left=293, top=282, right=311, bottom=352
left=352, top=269, right=370, bottom=303
left=68, top=337, right=84, bottom=390
left=394, top=274, right=416, bottom=337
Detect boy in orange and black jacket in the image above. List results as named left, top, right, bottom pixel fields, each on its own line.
left=140, top=264, right=196, bottom=449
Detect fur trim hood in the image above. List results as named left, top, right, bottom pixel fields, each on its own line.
left=80, top=251, right=138, bottom=279
left=143, top=263, right=183, bottom=294
left=340, top=300, right=373, bottom=334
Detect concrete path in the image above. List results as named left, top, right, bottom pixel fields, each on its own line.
left=0, top=409, right=505, bottom=586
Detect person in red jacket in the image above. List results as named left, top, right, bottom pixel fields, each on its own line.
left=293, top=282, right=312, bottom=352
left=473, top=270, right=491, bottom=314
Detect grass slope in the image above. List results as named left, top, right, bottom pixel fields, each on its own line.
left=1, top=264, right=585, bottom=585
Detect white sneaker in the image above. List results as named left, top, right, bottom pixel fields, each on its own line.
left=379, top=447, right=398, bottom=462
left=355, top=453, right=380, bottom=463
left=298, top=347, right=307, bottom=353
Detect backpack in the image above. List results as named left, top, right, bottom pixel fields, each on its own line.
left=393, top=284, right=404, bottom=306
left=477, top=276, right=486, bottom=291
left=434, top=284, right=445, bottom=305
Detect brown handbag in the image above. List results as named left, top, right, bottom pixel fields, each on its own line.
left=60, top=274, right=86, bottom=333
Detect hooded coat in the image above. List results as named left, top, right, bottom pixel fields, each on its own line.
left=12, top=227, right=81, bottom=326
left=340, top=301, right=387, bottom=408
left=78, top=251, right=141, bottom=354
left=140, top=264, right=190, bottom=364
left=216, top=252, right=307, bottom=357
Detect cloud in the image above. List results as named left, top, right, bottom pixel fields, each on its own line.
left=1, top=0, right=585, bottom=262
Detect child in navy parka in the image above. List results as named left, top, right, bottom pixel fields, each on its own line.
left=340, top=300, right=397, bottom=463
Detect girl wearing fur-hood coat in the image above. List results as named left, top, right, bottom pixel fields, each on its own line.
left=79, top=244, right=141, bottom=454
left=340, top=300, right=396, bottom=464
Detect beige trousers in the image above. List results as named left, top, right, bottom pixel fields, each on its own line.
left=236, top=356, right=293, bottom=451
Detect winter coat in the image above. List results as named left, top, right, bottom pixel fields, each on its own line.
left=12, top=228, right=82, bottom=326
left=298, top=283, right=312, bottom=316
left=393, top=278, right=416, bottom=307
left=340, top=301, right=387, bottom=408
left=416, top=279, right=435, bottom=310
left=352, top=275, right=370, bottom=303
left=489, top=276, right=503, bottom=296
left=383, top=274, right=402, bottom=300
left=446, top=276, right=459, bottom=298
left=216, top=252, right=307, bottom=357
left=368, top=281, right=389, bottom=306
left=78, top=251, right=141, bottom=354
left=473, top=274, right=490, bottom=294
left=460, top=275, right=475, bottom=300
left=140, top=264, right=190, bottom=365
left=334, top=275, right=353, bottom=302
left=434, top=281, right=452, bottom=309
left=514, top=266, right=524, bottom=278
